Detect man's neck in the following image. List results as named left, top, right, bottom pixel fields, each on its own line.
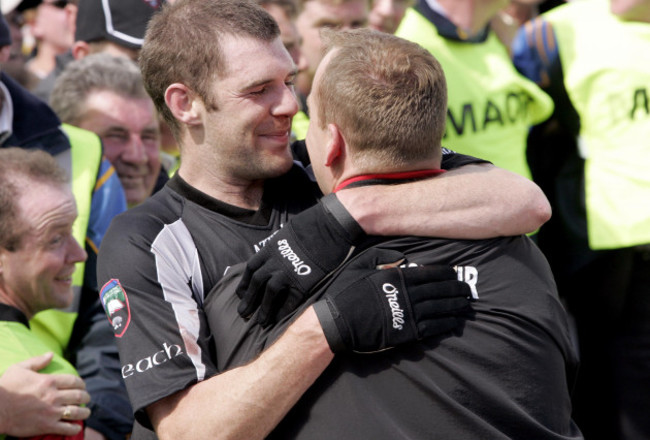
left=430, top=0, right=503, bottom=37
left=177, top=165, right=266, bottom=211
left=333, top=157, right=443, bottom=192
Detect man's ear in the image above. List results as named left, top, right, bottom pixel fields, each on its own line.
left=164, top=83, right=203, bottom=127
left=71, top=41, right=90, bottom=60
left=325, top=123, right=345, bottom=167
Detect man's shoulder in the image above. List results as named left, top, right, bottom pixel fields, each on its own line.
left=368, top=234, right=535, bottom=260
left=441, top=148, right=491, bottom=170
left=105, top=188, right=181, bottom=240
left=1, top=73, right=65, bottom=151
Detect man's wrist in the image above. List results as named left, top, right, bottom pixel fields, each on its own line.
left=320, top=194, right=365, bottom=244
left=335, top=188, right=380, bottom=235
left=312, top=300, right=346, bottom=352
left=289, top=306, right=334, bottom=356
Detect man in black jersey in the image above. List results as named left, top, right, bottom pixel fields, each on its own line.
left=97, top=0, right=553, bottom=438
left=205, top=28, right=582, bottom=439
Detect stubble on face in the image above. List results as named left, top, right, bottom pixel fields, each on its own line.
left=186, top=35, right=299, bottom=207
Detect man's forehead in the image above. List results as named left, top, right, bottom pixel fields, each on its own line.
left=17, top=183, right=76, bottom=234
left=219, top=34, right=293, bottom=77
left=83, top=91, right=157, bottom=128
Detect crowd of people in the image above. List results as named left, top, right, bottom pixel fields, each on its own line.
left=0, top=0, right=648, bottom=439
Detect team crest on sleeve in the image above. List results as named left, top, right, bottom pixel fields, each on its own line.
left=100, top=279, right=132, bottom=338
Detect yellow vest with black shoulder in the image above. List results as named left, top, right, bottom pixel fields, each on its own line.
left=29, top=124, right=103, bottom=354
left=545, top=0, right=650, bottom=249
left=397, top=9, right=554, bottom=180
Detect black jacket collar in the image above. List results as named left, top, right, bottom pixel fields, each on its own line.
left=0, top=72, right=70, bottom=156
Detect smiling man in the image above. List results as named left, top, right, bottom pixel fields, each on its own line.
left=0, top=147, right=90, bottom=437
left=50, top=53, right=164, bottom=207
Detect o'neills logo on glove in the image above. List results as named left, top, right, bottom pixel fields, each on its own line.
left=277, top=239, right=312, bottom=275
left=383, top=283, right=405, bottom=330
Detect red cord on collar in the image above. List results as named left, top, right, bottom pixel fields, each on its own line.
left=334, top=169, right=445, bottom=193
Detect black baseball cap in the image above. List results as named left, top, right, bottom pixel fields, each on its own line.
left=74, top=0, right=163, bottom=50
left=1, top=0, right=68, bottom=13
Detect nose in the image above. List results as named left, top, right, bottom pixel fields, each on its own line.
left=273, top=83, right=299, bottom=118
left=121, top=135, right=148, bottom=165
left=67, top=235, right=87, bottom=265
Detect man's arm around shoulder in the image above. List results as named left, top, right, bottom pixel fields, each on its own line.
left=147, top=307, right=332, bottom=440
left=339, top=163, right=551, bottom=239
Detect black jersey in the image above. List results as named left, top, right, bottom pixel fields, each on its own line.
left=205, top=235, right=582, bottom=439
left=96, top=150, right=486, bottom=430
left=96, top=164, right=320, bottom=426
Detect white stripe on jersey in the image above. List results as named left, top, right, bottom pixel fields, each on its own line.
left=152, top=219, right=207, bottom=381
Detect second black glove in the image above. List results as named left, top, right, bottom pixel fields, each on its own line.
left=313, top=262, right=472, bottom=353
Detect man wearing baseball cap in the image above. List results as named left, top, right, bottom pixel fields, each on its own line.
left=32, top=0, right=163, bottom=102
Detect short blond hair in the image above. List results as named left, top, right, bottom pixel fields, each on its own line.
left=316, top=28, right=447, bottom=168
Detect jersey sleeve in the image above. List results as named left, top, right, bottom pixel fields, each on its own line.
left=97, top=202, right=218, bottom=428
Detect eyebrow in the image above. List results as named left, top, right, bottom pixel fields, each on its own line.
left=142, top=127, right=161, bottom=136
left=242, top=68, right=299, bottom=91
left=103, top=126, right=130, bottom=135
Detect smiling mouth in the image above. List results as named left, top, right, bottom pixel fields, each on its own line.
left=263, top=129, right=290, bottom=137
left=54, top=275, right=74, bottom=284
left=119, top=175, right=146, bottom=187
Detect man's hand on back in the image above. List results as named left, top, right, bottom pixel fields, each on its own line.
left=311, top=248, right=473, bottom=353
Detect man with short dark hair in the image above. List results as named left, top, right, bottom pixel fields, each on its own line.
left=32, top=0, right=163, bottom=102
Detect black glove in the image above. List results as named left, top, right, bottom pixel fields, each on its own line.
left=312, top=251, right=472, bottom=353
left=237, top=194, right=366, bottom=327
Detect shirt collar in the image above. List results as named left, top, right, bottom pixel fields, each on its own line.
left=334, top=169, right=445, bottom=192
left=0, top=303, right=30, bottom=328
